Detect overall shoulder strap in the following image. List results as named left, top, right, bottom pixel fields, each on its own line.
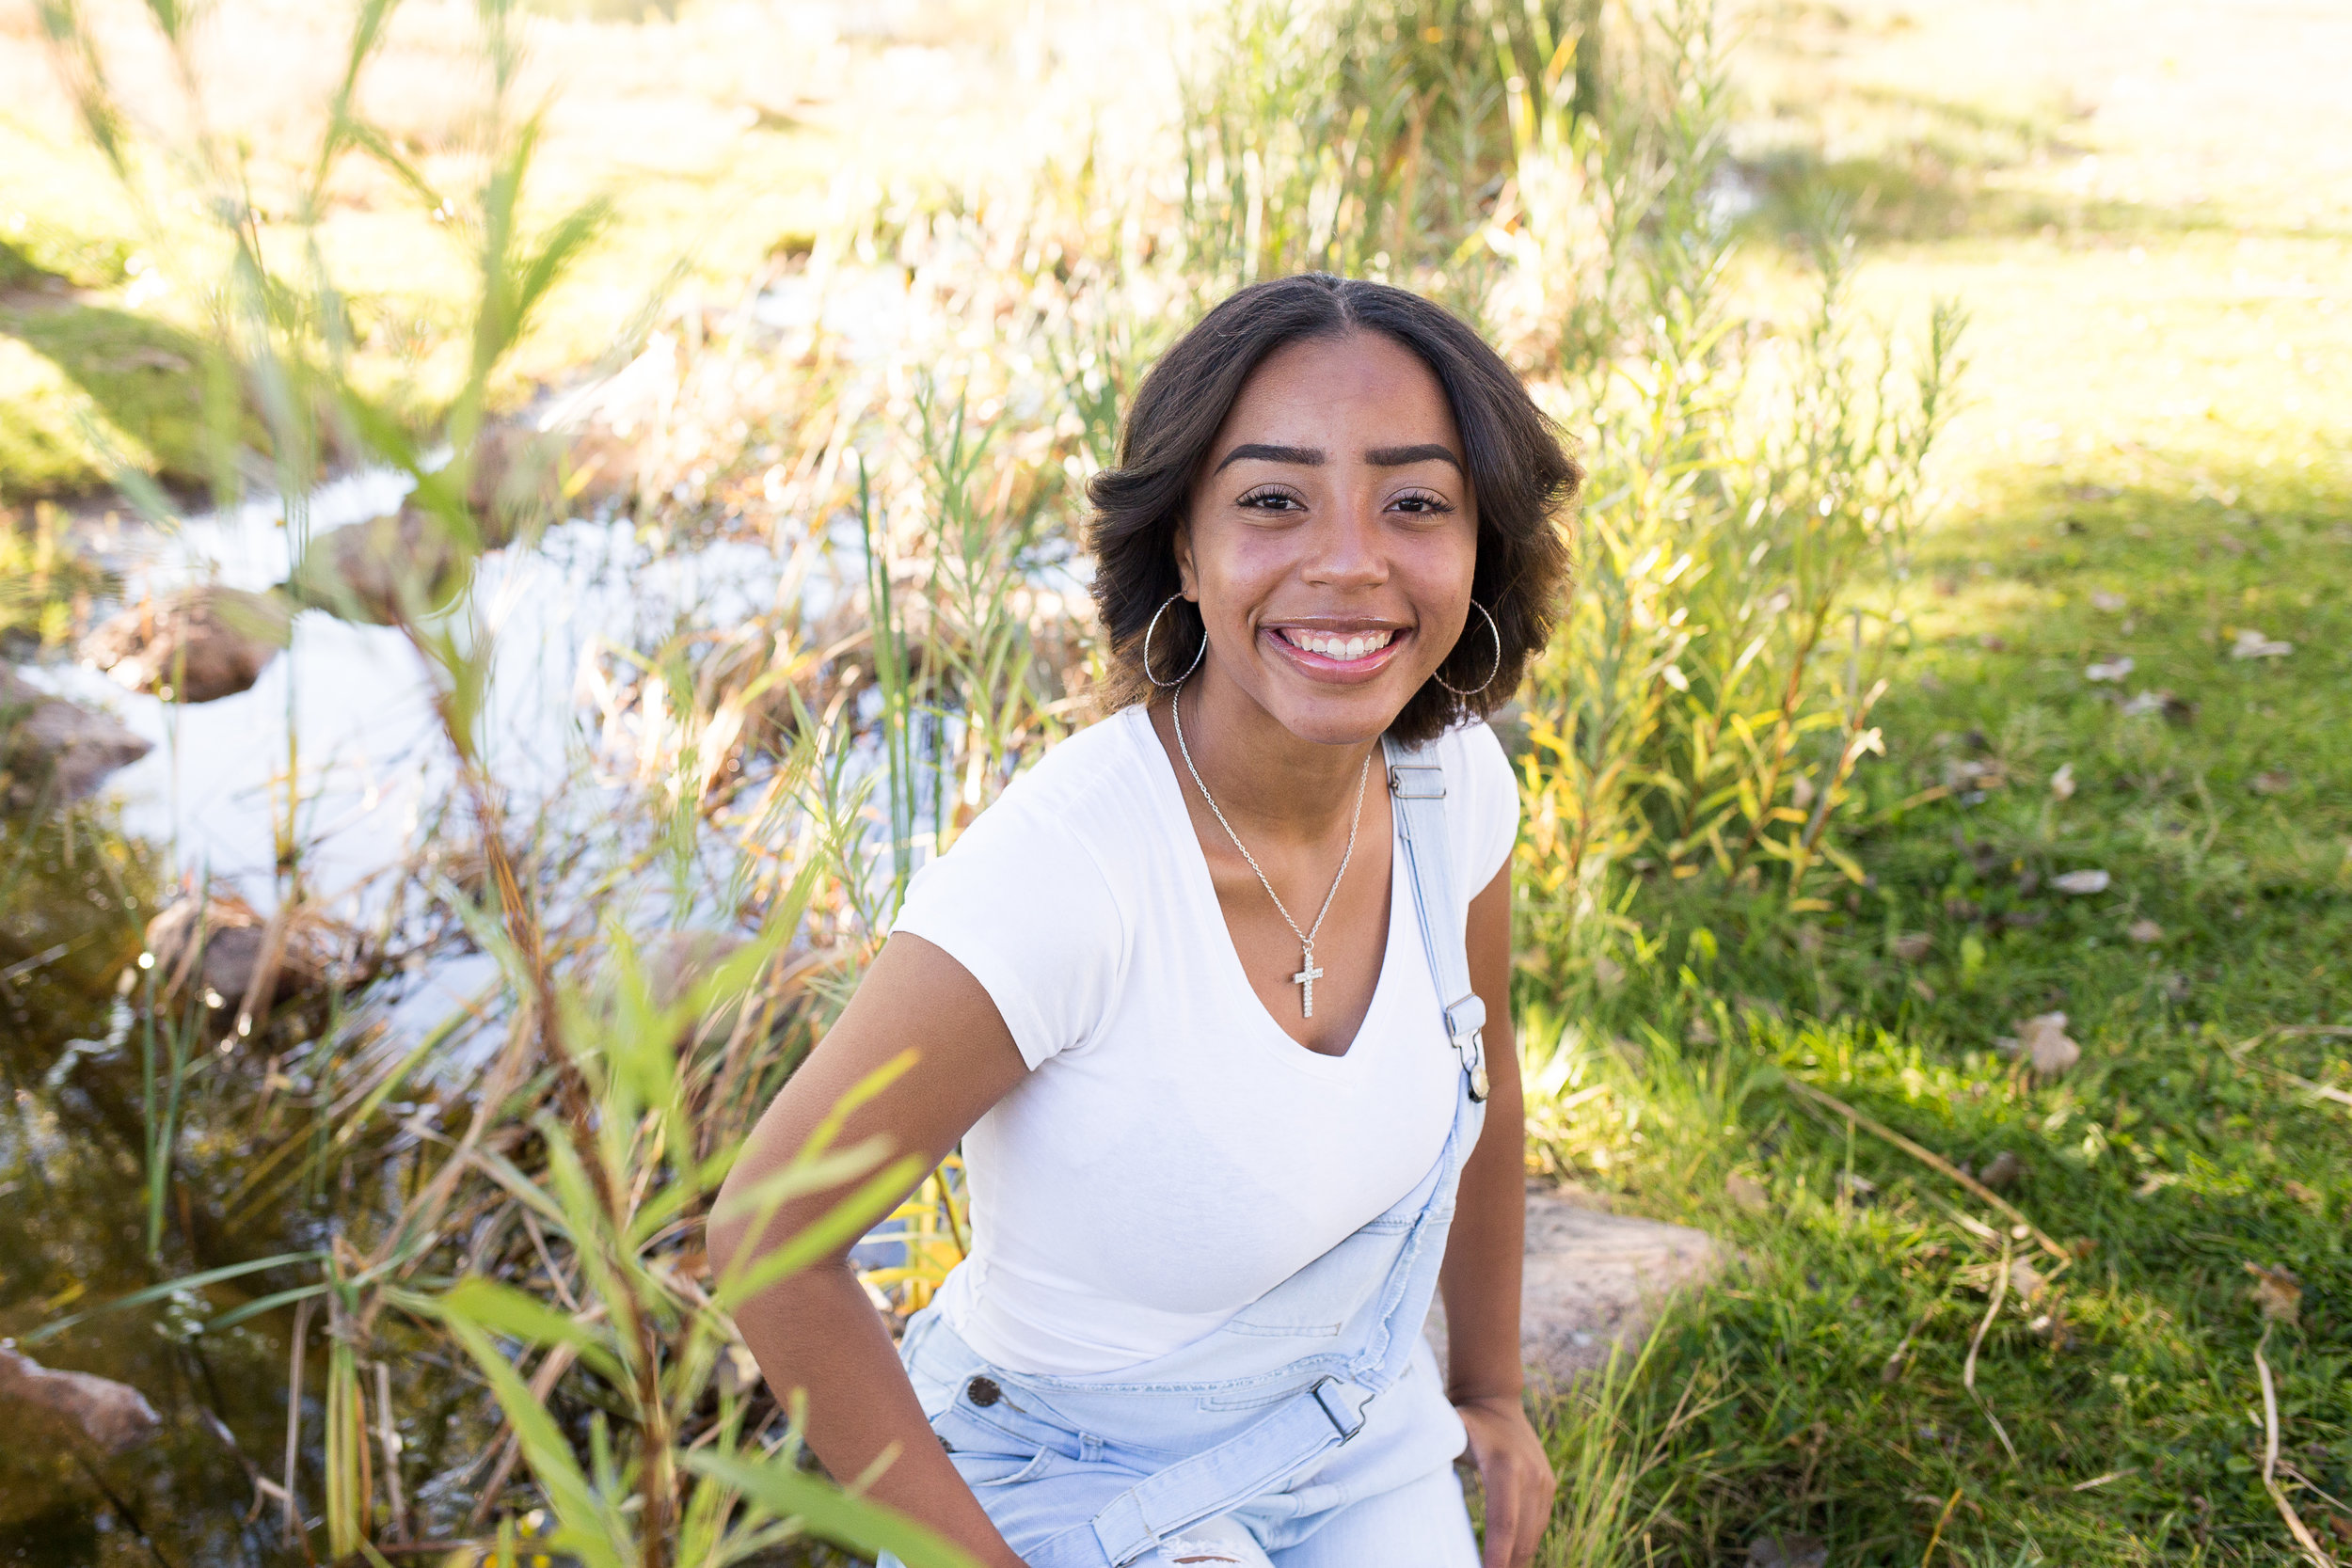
left=1382, top=732, right=1487, bottom=1101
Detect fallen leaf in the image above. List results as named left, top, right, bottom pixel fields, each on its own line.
left=2249, top=770, right=2292, bottom=796
left=2127, top=919, right=2165, bottom=943
left=2049, top=762, right=2077, bottom=800
left=2246, top=1262, right=2301, bottom=1325
left=1592, top=955, right=1626, bottom=989
left=2230, top=628, right=2293, bottom=659
left=2015, top=1012, right=2080, bottom=1075
left=1891, top=932, right=1933, bottom=962
left=2051, top=869, right=2111, bottom=895
left=1725, top=1172, right=1771, bottom=1214
left=2085, top=657, right=2135, bottom=682
left=2027, top=1310, right=2070, bottom=1347
left=1746, top=1534, right=1828, bottom=1568
left=1687, top=1017, right=1720, bottom=1046
left=2120, top=688, right=2196, bottom=723
left=2282, top=1180, right=2321, bottom=1210
left=2090, top=590, right=2128, bottom=612
left=2009, top=1258, right=2047, bottom=1303
left=1979, top=1150, right=2026, bottom=1191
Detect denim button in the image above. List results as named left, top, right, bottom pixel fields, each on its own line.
left=965, top=1375, right=1002, bottom=1408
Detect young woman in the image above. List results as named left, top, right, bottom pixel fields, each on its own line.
left=712, top=273, right=1580, bottom=1568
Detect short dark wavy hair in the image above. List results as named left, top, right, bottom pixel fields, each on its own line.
left=1086, top=273, right=1580, bottom=746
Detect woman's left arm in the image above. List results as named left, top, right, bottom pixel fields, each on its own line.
left=1438, top=862, right=1555, bottom=1568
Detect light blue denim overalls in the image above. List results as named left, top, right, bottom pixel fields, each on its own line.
left=882, top=736, right=1493, bottom=1568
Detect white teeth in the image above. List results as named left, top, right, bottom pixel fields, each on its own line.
left=1285, top=629, right=1392, bottom=660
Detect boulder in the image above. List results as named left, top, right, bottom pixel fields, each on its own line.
left=1425, top=1184, right=1724, bottom=1391
left=0, top=667, right=151, bottom=808
left=286, top=508, right=468, bottom=626
left=142, top=887, right=362, bottom=1025
left=80, top=586, right=291, bottom=703
left=466, top=421, right=593, bottom=544
left=0, top=1346, right=161, bottom=1454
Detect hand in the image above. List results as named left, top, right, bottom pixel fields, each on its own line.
left=1456, top=1392, right=1555, bottom=1568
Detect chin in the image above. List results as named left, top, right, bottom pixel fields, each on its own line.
left=1265, top=682, right=1415, bottom=747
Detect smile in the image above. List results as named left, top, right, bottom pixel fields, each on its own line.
left=1262, top=624, right=1410, bottom=683
left=1275, top=627, right=1399, bottom=662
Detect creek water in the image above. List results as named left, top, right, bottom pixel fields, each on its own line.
left=2, top=465, right=852, bottom=1560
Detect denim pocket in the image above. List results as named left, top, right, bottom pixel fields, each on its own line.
left=956, top=1442, right=1057, bottom=1489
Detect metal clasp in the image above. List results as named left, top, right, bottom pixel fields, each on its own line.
left=1387, top=764, right=1446, bottom=800
left=1310, top=1376, right=1367, bottom=1442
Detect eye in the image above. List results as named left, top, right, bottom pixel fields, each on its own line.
left=1389, top=489, right=1454, bottom=516
left=1237, top=486, right=1304, bottom=513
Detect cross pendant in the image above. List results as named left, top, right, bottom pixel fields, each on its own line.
left=1291, top=946, right=1325, bottom=1019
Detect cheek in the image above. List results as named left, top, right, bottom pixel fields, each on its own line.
left=1193, top=529, right=1292, bottom=611
left=1405, top=526, right=1479, bottom=603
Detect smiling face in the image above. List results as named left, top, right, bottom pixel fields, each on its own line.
left=1174, top=329, right=1479, bottom=748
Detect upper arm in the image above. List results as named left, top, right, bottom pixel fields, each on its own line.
left=710, top=931, right=1030, bottom=1272
left=1459, top=720, right=1518, bottom=1068
left=1468, top=861, right=1516, bottom=1086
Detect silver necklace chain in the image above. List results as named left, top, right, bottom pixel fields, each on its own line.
left=1171, top=678, right=1371, bottom=1019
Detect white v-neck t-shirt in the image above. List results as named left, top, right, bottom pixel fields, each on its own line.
left=889, top=703, right=1518, bottom=1376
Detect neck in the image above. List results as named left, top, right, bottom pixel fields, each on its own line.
left=1167, top=657, right=1380, bottom=842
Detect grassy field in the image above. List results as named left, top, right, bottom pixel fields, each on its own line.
left=1522, top=451, right=2351, bottom=1563
left=1, top=0, right=2345, bottom=1563
left=1510, top=3, right=2352, bottom=1560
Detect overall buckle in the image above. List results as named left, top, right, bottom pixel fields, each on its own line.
left=1387, top=764, right=1446, bottom=800
left=1310, top=1377, right=1367, bottom=1442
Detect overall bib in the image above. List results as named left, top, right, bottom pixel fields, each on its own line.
left=880, top=735, right=1494, bottom=1568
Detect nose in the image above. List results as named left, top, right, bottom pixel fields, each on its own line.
left=1297, top=493, right=1389, bottom=589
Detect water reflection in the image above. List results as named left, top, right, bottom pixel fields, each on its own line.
left=3, top=476, right=828, bottom=1561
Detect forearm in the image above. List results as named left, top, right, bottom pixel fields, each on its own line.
left=732, top=1259, right=1026, bottom=1568
left=1438, top=1038, right=1527, bottom=1403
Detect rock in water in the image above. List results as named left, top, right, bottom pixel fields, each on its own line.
left=466, top=421, right=580, bottom=546
left=0, top=1346, right=161, bottom=1453
left=81, top=586, right=292, bottom=703
left=0, top=668, right=151, bottom=807
left=287, top=509, right=468, bottom=626
left=142, top=886, right=360, bottom=1024
left=1425, top=1184, right=1724, bottom=1390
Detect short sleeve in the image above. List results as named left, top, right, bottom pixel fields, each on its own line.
left=888, top=791, right=1127, bottom=1070
left=1448, top=720, right=1520, bottom=903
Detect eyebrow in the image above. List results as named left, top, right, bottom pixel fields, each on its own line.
left=1210, top=441, right=1464, bottom=474
left=1364, top=443, right=1463, bottom=472
left=1212, top=442, right=1324, bottom=472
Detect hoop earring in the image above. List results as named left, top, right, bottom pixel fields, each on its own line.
left=1433, top=599, right=1502, bottom=698
left=1142, top=592, right=1207, bottom=689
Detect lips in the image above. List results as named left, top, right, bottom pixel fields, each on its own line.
left=1263, top=623, right=1410, bottom=681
